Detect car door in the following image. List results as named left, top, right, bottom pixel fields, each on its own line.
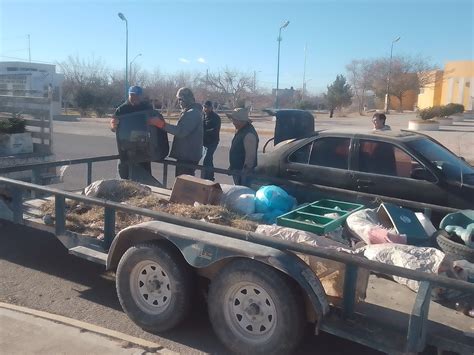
left=280, top=136, right=354, bottom=190
left=352, top=138, right=448, bottom=205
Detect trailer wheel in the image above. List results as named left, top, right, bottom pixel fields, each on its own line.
left=208, top=259, right=305, bottom=355
left=116, top=243, right=193, bottom=332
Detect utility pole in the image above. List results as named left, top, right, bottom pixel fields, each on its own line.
left=27, top=34, right=31, bottom=62
left=275, top=20, right=290, bottom=109
left=302, top=43, right=307, bottom=101
left=384, top=36, right=400, bottom=113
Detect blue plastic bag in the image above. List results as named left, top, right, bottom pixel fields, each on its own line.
left=255, top=185, right=295, bottom=223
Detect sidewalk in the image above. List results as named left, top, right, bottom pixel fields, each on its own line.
left=0, top=302, right=177, bottom=355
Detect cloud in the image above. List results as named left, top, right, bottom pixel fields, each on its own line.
left=178, top=58, right=190, bottom=64
left=197, top=57, right=206, bottom=64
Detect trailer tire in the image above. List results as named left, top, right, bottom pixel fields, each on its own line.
left=116, top=243, right=193, bottom=332
left=208, top=259, right=305, bottom=355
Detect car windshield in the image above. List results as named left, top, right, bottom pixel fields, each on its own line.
left=407, top=138, right=474, bottom=184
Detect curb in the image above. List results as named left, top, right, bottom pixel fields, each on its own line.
left=0, top=302, right=178, bottom=354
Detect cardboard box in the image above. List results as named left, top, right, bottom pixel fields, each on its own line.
left=170, top=175, right=222, bottom=206
left=377, top=202, right=428, bottom=245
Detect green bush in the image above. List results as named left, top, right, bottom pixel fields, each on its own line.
left=417, top=103, right=465, bottom=120
left=445, top=103, right=464, bottom=114
left=0, top=116, right=26, bottom=134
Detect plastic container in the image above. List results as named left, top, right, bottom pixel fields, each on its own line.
left=277, top=199, right=364, bottom=234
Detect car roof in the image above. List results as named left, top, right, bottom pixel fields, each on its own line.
left=316, top=128, right=422, bottom=142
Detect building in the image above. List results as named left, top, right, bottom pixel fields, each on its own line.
left=0, top=61, right=64, bottom=115
left=417, top=60, right=473, bottom=111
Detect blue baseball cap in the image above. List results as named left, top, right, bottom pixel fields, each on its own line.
left=128, top=86, right=143, bottom=96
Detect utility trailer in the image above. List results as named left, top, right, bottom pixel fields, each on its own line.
left=0, top=156, right=473, bottom=355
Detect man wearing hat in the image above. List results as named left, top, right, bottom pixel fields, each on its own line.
left=110, top=85, right=158, bottom=179
left=148, top=87, right=203, bottom=177
left=201, top=100, right=221, bottom=181
left=226, top=108, right=259, bottom=186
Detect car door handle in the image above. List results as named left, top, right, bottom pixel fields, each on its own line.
left=356, top=179, right=374, bottom=187
left=286, top=169, right=302, bottom=176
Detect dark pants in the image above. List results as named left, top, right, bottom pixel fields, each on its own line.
left=232, top=169, right=252, bottom=187
left=175, top=160, right=198, bottom=177
left=118, top=160, right=151, bottom=179
left=201, top=143, right=218, bottom=181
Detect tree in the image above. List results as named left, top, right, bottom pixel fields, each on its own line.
left=346, top=60, right=371, bottom=114
left=367, top=56, right=437, bottom=111
left=59, top=55, right=111, bottom=116
left=204, top=68, right=253, bottom=108
left=326, top=75, right=352, bottom=117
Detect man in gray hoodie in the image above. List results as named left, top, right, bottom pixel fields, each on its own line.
left=149, top=87, right=203, bottom=177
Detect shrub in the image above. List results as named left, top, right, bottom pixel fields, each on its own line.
left=417, top=103, right=465, bottom=120
left=418, top=106, right=440, bottom=120
left=0, top=116, right=26, bottom=134
left=445, top=103, right=464, bottom=115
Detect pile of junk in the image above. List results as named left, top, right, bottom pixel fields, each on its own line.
left=40, top=175, right=474, bottom=317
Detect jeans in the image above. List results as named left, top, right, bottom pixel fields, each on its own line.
left=201, top=143, right=218, bottom=181
left=175, top=160, right=198, bottom=177
left=117, top=160, right=151, bottom=179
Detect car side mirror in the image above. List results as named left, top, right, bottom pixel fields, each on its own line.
left=411, top=168, right=436, bottom=182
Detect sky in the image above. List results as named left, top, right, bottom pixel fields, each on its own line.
left=0, top=0, right=473, bottom=94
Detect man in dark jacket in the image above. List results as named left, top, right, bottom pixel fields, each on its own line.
left=110, top=85, right=158, bottom=179
left=227, top=108, right=259, bottom=186
left=148, top=87, right=203, bottom=177
left=201, top=100, right=221, bottom=180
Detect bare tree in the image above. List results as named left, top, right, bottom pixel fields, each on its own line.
left=346, top=59, right=371, bottom=114
left=367, top=56, right=437, bottom=111
left=204, top=68, right=253, bottom=108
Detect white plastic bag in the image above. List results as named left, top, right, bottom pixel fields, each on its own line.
left=219, top=184, right=255, bottom=215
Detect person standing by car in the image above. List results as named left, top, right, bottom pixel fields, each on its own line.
left=227, top=108, right=259, bottom=186
left=372, top=112, right=391, bottom=131
left=110, top=85, right=159, bottom=179
left=201, top=100, right=221, bottom=181
left=148, top=87, right=203, bottom=177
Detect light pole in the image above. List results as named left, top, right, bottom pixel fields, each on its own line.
left=384, top=36, right=400, bottom=113
left=118, top=12, right=128, bottom=99
left=302, top=43, right=307, bottom=101
left=129, top=53, right=142, bottom=85
left=275, top=20, right=290, bottom=109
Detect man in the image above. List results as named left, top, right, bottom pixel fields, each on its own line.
left=149, top=87, right=203, bottom=177
left=110, top=85, right=156, bottom=179
left=226, top=108, right=259, bottom=186
left=372, top=112, right=391, bottom=131
left=201, top=100, right=221, bottom=181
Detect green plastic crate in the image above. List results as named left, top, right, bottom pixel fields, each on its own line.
left=277, top=199, right=364, bottom=235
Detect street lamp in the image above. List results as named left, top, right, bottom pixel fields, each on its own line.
left=129, top=53, right=142, bottom=84
left=384, top=36, right=400, bottom=113
left=118, top=12, right=128, bottom=99
left=275, top=20, right=290, bottom=109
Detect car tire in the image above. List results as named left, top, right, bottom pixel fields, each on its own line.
left=208, top=259, right=305, bottom=355
left=435, top=230, right=474, bottom=263
left=116, top=242, right=193, bottom=332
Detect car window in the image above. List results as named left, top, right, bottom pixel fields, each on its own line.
left=359, top=140, right=435, bottom=181
left=309, top=137, right=350, bottom=169
left=288, top=142, right=311, bottom=164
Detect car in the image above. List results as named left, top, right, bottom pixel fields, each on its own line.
left=255, top=128, right=474, bottom=210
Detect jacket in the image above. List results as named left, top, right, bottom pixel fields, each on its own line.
left=165, top=103, right=203, bottom=162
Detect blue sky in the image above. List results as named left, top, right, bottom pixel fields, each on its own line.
left=1, top=0, right=472, bottom=94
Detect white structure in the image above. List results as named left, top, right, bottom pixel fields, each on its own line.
left=0, top=61, right=64, bottom=115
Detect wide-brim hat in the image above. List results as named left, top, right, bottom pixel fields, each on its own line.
left=226, top=108, right=251, bottom=122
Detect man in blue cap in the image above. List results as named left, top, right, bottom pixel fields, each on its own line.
left=110, top=85, right=159, bottom=179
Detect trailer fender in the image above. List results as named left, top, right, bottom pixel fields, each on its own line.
left=107, top=221, right=329, bottom=324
